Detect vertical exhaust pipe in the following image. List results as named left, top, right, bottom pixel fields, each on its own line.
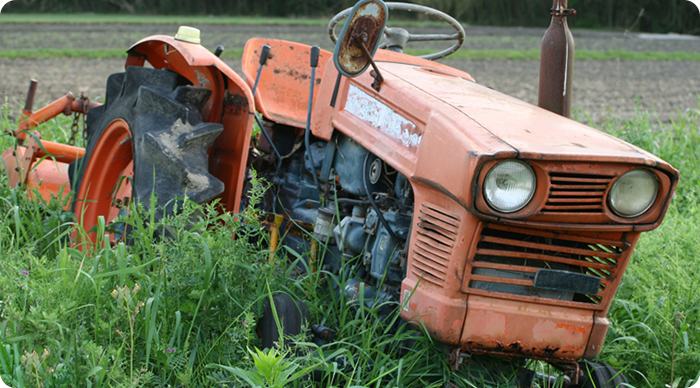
left=538, top=0, right=576, bottom=118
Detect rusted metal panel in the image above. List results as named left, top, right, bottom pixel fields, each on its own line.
left=538, top=0, right=576, bottom=117
left=460, top=295, right=594, bottom=360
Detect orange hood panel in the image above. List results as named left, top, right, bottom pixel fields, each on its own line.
left=380, top=62, right=665, bottom=166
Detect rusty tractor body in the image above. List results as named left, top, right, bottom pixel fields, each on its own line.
left=2, top=1, right=678, bottom=385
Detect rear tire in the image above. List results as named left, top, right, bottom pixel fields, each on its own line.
left=72, top=66, right=224, bottom=229
left=574, top=361, right=629, bottom=388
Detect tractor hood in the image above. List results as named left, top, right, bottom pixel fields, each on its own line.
left=380, top=61, right=661, bottom=164
left=311, top=57, right=676, bottom=217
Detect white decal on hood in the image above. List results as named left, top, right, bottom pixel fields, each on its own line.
left=345, top=85, right=421, bottom=150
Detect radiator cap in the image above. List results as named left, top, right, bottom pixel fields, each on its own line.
left=175, top=26, right=201, bottom=44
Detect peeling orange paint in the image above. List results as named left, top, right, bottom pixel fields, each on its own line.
left=556, top=322, right=588, bottom=334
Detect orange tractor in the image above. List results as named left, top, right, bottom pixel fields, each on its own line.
left=1, top=0, right=678, bottom=386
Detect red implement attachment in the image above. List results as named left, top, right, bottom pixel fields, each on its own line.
left=16, top=80, right=101, bottom=142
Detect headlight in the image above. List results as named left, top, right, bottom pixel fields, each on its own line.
left=483, top=160, right=536, bottom=213
left=608, top=169, right=658, bottom=217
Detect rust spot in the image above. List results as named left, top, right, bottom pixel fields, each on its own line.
left=556, top=322, right=587, bottom=334
left=507, top=341, right=524, bottom=352
left=223, top=90, right=248, bottom=115
left=336, top=1, right=386, bottom=76
left=454, top=268, right=463, bottom=283
left=273, top=69, right=281, bottom=74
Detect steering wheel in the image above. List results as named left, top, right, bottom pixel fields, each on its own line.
left=328, top=2, right=465, bottom=61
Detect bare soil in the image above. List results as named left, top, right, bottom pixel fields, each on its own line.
left=2, top=24, right=700, bottom=123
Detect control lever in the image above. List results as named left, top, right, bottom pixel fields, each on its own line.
left=305, top=46, right=321, bottom=191
left=251, top=44, right=283, bottom=211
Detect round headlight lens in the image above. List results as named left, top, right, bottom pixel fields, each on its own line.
left=483, top=160, right=536, bottom=213
left=608, top=169, right=658, bottom=218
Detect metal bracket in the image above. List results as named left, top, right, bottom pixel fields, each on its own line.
left=355, top=34, right=384, bottom=91
left=445, top=348, right=469, bottom=371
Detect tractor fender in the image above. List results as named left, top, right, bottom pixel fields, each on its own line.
left=124, top=35, right=255, bottom=213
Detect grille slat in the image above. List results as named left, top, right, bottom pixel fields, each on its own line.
left=475, top=249, right=617, bottom=270
left=466, top=224, right=628, bottom=309
left=487, top=223, right=626, bottom=247
left=471, top=274, right=532, bottom=287
left=551, top=184, right=609, bottom=190
left=550, top=176, right=611, bottom=183
left=549, top=191, right=605, bottom=197
left=480, top=236, right=621, bottom=259
left=542, top=205, right=604, bottom=211
left=544, top=172, right=614, bottom=214
left=472, top=261, right=540, bottom=273
left=411, top=203, right=460, bottom=288
left=547, top=197, right=603, bottom=203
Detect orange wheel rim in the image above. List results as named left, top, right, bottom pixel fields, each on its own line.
left=75, top=119, right=134, bottom=248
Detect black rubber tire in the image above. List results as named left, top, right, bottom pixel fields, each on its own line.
left=259, top=294, right=309, bottom=349
left=71, top=66, right=224, bottom=221
left=575, top=361, right=629, bottom=388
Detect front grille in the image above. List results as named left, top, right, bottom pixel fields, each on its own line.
left=465, top=223, right=628, bottom=309
left=412, top=203, right=460, bottom=287
left=543, top=173, right=614, bottom=214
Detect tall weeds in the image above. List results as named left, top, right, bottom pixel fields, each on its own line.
left=0, top=102, right=699, bottom=387
left=594, top=108, right=700, bottom=388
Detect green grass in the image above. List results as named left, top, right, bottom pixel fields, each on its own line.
left=584, top=108, right=700, bottom=388
left=0, top=13, right=446, bottom=27
left=0, top=102, right=699, bottom=387
left=3, top=48, right=700, bottom=61
left=0, top=14, right=331, bottom=25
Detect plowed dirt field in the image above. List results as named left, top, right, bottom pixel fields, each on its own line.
left=2, top=24, right=699, bottom=123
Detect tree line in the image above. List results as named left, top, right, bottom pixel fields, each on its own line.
left=5, top=0, right=700, bottom=34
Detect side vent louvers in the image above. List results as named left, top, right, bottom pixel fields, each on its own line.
left=412, top=203, right=460, bottom=287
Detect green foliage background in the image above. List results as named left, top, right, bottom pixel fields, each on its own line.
left=4, top=0, right=700, bottom=34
